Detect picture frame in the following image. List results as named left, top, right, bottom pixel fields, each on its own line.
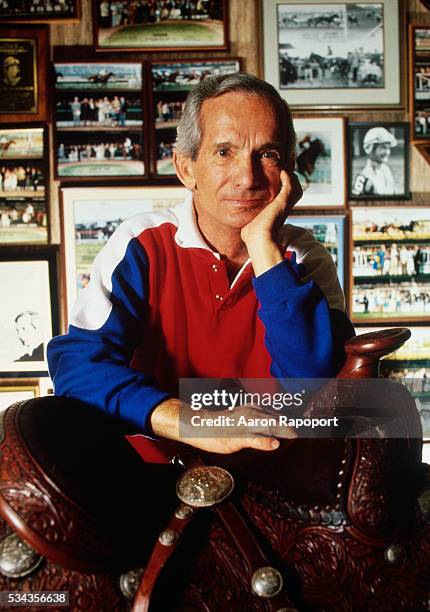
left=0, top=379, right=39, bottom=412
left=263, top=0, right=402, bottom=109
left=0, top=247, right=60, bottom=376
left=60, top=186, right=186, bottom=319
left=93, top=0, right=228, bottom=52
left=0, top=125, right=49, bottom=244
left=149, top=58, right=241, bottom=177
left=54, top=62, right=146, bottom=180
left=0, top=26, right=48, bottom=122
left=348, top=122, right=410, bottom=201
left=356, top=326, right=430, bottom=433
left=409, top=24, right=430, bottom=142
left=288, top=214, right=346, bottom=288
left=351, top=207, right=430, bottom=323
left=293, top=117, right=346, bottom=208
left=0, top=1, right=80, bottom=22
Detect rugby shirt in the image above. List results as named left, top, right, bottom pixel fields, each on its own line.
left=47, top=191, right=354, bottom=435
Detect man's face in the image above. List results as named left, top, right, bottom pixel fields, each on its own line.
left=5, top=62, right=19, bottom=80
left=370, top=143, right=392, bottom=164
left=15, top=313, right=39, bottom=348
left=184, top=92, right=288, bottom=232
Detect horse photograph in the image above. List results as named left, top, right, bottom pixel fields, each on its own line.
left=293, top=117, right=346, bottom=207
left=0, top=129, right=43, bottom=159
left=277, top=3, right=384, bottom=90
left=54, top=63, right=142, bottom=91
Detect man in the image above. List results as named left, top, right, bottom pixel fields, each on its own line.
left=47, top=73, right=354, bottom=456
left=14, top=310, right=44, bottom=362
left=352, top=127, right=397, bottom=196
left=2, top=56, right=21, bottom=87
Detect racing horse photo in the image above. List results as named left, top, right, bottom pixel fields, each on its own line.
left=295, top=135, right=327, bottom=188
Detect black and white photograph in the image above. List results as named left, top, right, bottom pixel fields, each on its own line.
left=0, top=254, right=58, bottom=374
left=61, top=186, right=186, bottom=316
left=94, top=0, right=227, bottom=51
left=348, top=122, right=410, bottom=200
left=151, top=60, right=240, bottom=175
left=277, top=4, right=384, bottom=90
left=293, top=117, right=345, bottom=207
left=0, top=0, right=80, bottom=22
left=289, top=215, right=345, bottom=287
left=263, top=0, right=400, bottom=107
left=352, top=208, right=430, bottom=322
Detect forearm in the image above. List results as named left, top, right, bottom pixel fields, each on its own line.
left=246, top=235, right=283, bottom=277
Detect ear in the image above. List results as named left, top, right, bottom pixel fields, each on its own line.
left=173, top=150, right=196, bottom=190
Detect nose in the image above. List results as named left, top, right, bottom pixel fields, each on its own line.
left=233, top=153, right=261, bottom=189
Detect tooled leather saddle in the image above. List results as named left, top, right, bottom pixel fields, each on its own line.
left=0, top=329, right=429, bottom=611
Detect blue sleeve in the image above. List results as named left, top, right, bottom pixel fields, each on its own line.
left=47, top=237, right=171, bottom=434
left=252, top=257, right=355, bottom=378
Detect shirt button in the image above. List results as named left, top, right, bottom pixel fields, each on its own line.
left=212, top=264, right=219, bottom=272
left=215, top=294, right=223, bottom=301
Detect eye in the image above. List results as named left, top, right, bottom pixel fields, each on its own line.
left=216, top=147, right=230, bottom=157
left=261, top=150, right=281, bottom=163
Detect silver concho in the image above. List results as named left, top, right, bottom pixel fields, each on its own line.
left=176, top=466, right=234, bottom=508
left=251, top=566, right=283, bottom=598
left=158, top=529, right=179, bottom=546
left=119, top=568, right=144, bottom=600
left=384, top=544, right=406, bottom=566
left=0, top=534, right=43, bottom=578
left=174, top=504, right=194, bottom=520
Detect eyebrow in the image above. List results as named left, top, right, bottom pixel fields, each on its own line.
left=211, top=140, right=284, bottom=151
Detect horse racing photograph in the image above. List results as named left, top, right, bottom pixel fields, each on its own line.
left=293, top=117, right=346, bottom=207
left=277, top=3, right=384, bottom=90
left=0, top=128, right=44, bottom=159
left=54, top=63, right=142, bottom=91
left=94, top=0, right=227, bottom=51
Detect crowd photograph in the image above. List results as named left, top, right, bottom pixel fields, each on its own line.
left=0, top=164, right=45, bottom=196
left=155, top=99, right=185, bottom=127
left=0, top=0, right=77, bottom=18
left=278, top=4, right=383, bottom=89
left=57, top=133, right=144, bottom=177
left=56, top=94, right=142, bottom=129
left=0, top=198, right=47, bottom=243
left=353, top=283, right=430, bottom=318
left=96, top=0, right=225, bottom=49
left=353, top=243, right=430, bottom=277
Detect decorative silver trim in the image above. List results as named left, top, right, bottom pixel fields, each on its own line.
left=119, top=568, right=144, bottom=600
left=251, top=566, right=283, bottom=598
left=176, top=466, right=234, bottom=508
left=0, top=534, right=43, bottom=578
left=158, top=529, right=179, bottom=546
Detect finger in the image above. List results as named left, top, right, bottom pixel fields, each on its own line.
left=242, top=436, right=280, bottom=451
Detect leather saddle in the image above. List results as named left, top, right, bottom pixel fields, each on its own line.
left=0, top=329, right=429, bottom=611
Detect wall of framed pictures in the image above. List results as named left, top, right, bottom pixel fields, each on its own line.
left=0, top=0, right=429, bottom=416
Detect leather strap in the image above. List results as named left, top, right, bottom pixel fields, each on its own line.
left=132, top=454, right=298, bottom=611
left=132, top=503, right=195, bottom=612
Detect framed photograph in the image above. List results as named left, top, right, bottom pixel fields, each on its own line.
left=0, top=379, right=39, bottom=412
left=54, top=62, right=145, bottom=180
left=348, top=122, right=410, bottom=201
left=351, top=207, right=430, bottom=323
left=0, top=26, right=48, bottom=122
left=0, top=1, right=80, bottom=22
left=356, top=326, right=430, bottom=433
left=60, top=186, right=186, bottom=319
left=38, top=376, right=54, bottom=396
left=410, top=25, right=430, bottom=141
left=93, top=0, right=228, bottom=52
left=0, top=126, right=48, bottom=244
left=150, top=59, right=241, bottom=176
left=293, top=117, right=346, bottom=207
left=0, top=249, right=59, bottom=376
left=288, top=215, right=346, bottom=287
left=263, top=0, right=401, bottom=108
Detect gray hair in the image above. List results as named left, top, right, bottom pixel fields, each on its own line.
left=175, top=72, right=296, bottom=162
